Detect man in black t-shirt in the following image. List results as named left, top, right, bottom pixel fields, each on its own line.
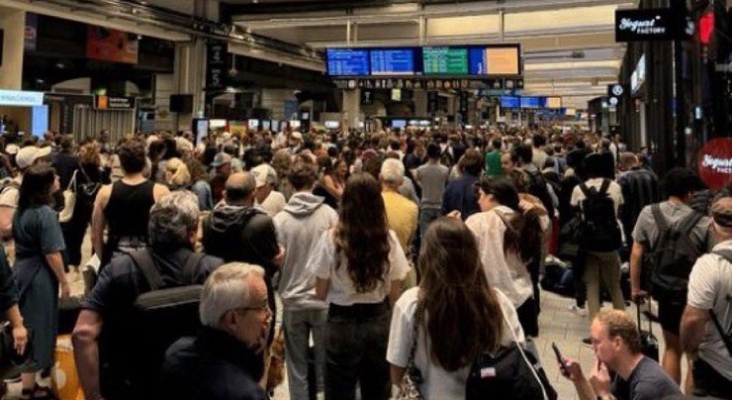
left=560, top=310, right=680, bottom=400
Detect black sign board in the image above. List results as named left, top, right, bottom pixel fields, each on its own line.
left=361, top=90, right=374, bottom=105
left=44, top=94, right=94, bottom=135
left=615, top=8, right=680, bottom=42
left=206, top=41, right=228, bottom=91
left=458, top=92, right=469, bottom=115
left=427, top=91, right=439, bottom=114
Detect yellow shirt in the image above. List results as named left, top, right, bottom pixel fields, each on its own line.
left=382, top=191, right=419, bottom=253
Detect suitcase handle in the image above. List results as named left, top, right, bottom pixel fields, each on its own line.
left=636, top=300, right=653, bottom=336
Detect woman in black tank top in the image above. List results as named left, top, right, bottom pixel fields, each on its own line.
left=102, top=180, right=156, bottom=264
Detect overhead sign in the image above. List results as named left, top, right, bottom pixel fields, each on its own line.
left=608, top=84, right=625, bottom=97
left=86, top=26, right=139, bottom=64
left=0, top=90, right=44, bottom=107
left=699, top=138, right=732, bottom=189
left=615, top=8, right=680, bottom=42
left=205, top=41, right=228, bottom=91
left=94, top=96, right=136, bottom=110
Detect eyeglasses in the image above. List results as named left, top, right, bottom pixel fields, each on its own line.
left=234, top=301, right=271, bottom=315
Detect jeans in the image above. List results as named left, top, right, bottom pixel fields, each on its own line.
left=583, top=250, right=625, bottom=320
left=325, top=303, right=391, bottom=400
left=419, top=208, right=441, bottom=243
left=284, top=308, right=327, bottom=400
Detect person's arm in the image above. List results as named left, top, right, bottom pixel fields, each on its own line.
left=6, top=305, right=27, bottom=355
left=73, top=310, right=104, bottom=400
left=390, top=365, right=406, bottom=387
left=152, top=183, right=171, bottom=202
left=322, top=175, right=344, bottom=199
left=561, top=358, right=597, bottom=400
left=46, top=252, right=70, bottom=300
left=91, top=186, right=110, bottom=257
left=314, top=278, right=329, bottom=301
left=630, top=241, right=647, bottom=300
left=681, top=305, right=710, bottom=358
left=388, top=280, right=402, bottom=307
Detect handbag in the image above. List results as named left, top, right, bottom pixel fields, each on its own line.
left=0, top=322, right=33, bottom=379
left=396, top=313, right=424, bottom=400
left=59, top=170, right=78, bottom=223
left=466, top=312, right=557, bottom=400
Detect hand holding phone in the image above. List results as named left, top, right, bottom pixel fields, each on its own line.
left=552, top=342, right=570, bottom=377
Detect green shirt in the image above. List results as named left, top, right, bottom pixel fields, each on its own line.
left=485, top=150, right=503, bottom=178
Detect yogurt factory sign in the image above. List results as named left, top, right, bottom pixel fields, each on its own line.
left=616, top=8, right=679, bottom=42
left=699, top=138, right=732, bottom=190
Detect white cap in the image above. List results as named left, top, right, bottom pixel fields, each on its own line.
left=5, top=144, right=19, bottom=156
left=251, top=164, right=277, bottom=188
left=16, top=146, right=52, bottom=170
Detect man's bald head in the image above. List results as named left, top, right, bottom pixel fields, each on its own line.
left=225, top=172, right=256, bottom=204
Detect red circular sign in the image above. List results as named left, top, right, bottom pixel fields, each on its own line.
left=698, top=138, right=732, bottom=190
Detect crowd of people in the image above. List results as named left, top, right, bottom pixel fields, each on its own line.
left=0, top=126, right=725, bottom=400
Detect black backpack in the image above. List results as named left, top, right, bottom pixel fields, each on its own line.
left=526, top=170, right=555, bottom=219
left=125, top=249, right=206, bottom=397
left=578, top=179, right=622, bottom=252
left=649, top=205, right=706, bottom=300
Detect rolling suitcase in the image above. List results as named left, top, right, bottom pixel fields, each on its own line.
left=636, top=302, right=659, bottom=362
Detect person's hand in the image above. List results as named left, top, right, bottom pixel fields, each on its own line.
left=272, top=246, right=285, bottom=267
left=589, top=360, right=612, bottom=396
left=447, top=210, right=462, bottom=220
left=631, top=287, right=649, bottom=304
left=60, top=281, right=71, bottom=301
left=560, top=357, right=585, bottom=383
left=12, top=324, right=27, bottom=355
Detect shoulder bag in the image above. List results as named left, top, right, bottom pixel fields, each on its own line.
left=59, top=170, right=78, bottom=223
left=396, top=312, right=425, bottom=400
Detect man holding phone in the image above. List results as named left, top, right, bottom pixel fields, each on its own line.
left=558, top=310, right=680, bottom=400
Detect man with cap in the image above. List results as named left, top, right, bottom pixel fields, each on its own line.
left=289, top=131, right=304, bottom=155
left=209, top=152, right=232, bottom=205
left=252, top=164, right=286, bottom=218
left=681, top=197, right=732, bottom=398
left=0, top=145, right=52, bottom=238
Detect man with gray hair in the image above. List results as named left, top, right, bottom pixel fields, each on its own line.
left=161, top=263, right=271, bottom=400
left=73, top=191, right=224, bottom=400
left=380, top=158, right=418, bottom=257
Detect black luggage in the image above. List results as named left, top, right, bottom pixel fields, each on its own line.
left=636, top=302, right=659, bottom=362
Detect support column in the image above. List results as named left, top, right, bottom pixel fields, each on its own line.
left=172, top=40, right=207, bottom=130
left=413, top=91, right=427, bottom=116
left=341, top=89, right=361, bottom=130
left=0, top=8, right=26, bottom=90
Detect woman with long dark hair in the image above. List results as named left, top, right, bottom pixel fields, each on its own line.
left=13, top=165, right=70, bottom=399
left=387, top=217, right=524, bottom=398
left=465, top=177, right=545, bottom=337
left=307, top=173, right=409, bottom=400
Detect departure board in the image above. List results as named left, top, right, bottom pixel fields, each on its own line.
left=370, top=48, right=416, bottom=76
left=469, top=46, right=521, bottom=76
left=326, top=49, right=369, bottom=76
left=500, top=96, right=520, bottom=109
left=422, top=47, right=468, bottom=75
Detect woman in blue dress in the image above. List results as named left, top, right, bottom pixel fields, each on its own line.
left=13, top=165, right=70, bottom=399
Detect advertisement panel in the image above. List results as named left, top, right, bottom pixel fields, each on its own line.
left=699, top=138, right=732, bottom=190
left=615, top=8, right=680, bottom=42
left=86, top=26, right=139, bottom=64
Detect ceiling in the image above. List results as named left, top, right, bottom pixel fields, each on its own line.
left=228, top=0, right=640, bottom=108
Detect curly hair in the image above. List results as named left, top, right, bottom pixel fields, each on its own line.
left=334, top=173, right=391, bottom=293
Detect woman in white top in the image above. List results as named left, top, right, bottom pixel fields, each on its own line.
left=465, top=177, right=545, bottom=337
left=307, top=173, right=409, bottom=400
left=387, top=217, right=525, bottom=399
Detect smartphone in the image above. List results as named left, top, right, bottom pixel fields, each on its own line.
left=552, top=342, right=569, bottom=377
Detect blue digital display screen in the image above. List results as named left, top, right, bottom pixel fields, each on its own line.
left=392, top=119, right=407, bottom=129
left=326, top=49, right=370, bottom=76
left=500, top=96, right=519, bottom=109
left=370, top=48, right=416, bottom=76
left=469, top=47, right=487, bottom=75
left=520, top=96, right=541, bottom=109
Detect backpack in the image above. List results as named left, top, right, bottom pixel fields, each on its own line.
left=578, top=179, right=622, bottom=252
left=540, top=260, right=574, bottom=298
left=526, top=170, right=555, bottom=218
left=648, top=205, right=706, bottom=299
left=707, top=249, right=732, bottom=358
left=125, top=249, right=206, bottom=396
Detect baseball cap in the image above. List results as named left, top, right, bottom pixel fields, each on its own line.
left=251, top=164, right=277, bottom=188
left=291, top=131, right=303, bottom=141
left=210, top=153, right=232, bottom=168
left=5, top=144, right=19, bottom=156
left=16, top=146, right=52, bottom=170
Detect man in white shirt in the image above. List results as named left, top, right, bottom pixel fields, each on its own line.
left=252, top=163, right=286, bottom=217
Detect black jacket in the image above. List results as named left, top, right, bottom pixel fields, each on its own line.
left=160, top=327, right=267, bottom=400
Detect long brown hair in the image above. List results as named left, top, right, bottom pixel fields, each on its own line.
left=334, top=173, right=391, bottom=293
left=417, top=217, right=503, bottom=371
left=479, top=176, right=543, bottom=263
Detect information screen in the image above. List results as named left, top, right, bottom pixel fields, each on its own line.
left=544, top=96, right=562, bottom=109
left=469, top=46, right=521, bottom=76
left=392, top=119, right=407, bottom=129
left=500, top=96, right=520, bottom=109
left=370, top=48, right=416, bottom=76
left=423, top=47, right=468, bottom=75
left=520, top=96, right=541, bottom=109
left=326, top=49, right=369, bottom=76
